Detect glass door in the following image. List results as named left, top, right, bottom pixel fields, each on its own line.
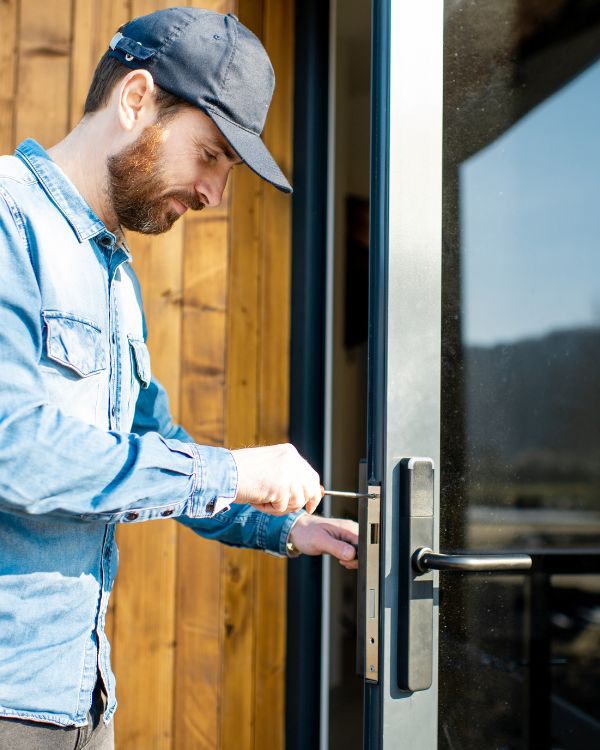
left=439, top=1, right=600, bottom=748
left=362, top=1, right=600, bottom=748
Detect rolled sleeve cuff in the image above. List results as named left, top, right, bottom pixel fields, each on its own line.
left=261, top=508, right=306, bottom=557
left=187, top=444, right=238, bottom=518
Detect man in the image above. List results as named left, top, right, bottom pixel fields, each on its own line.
left=0, top=8, right=358, bottom=749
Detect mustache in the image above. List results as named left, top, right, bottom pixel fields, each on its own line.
left=165, top=190, right=206, bottom=212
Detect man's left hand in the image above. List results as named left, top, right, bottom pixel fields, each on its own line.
left=288, top=514, right=359, bottom=570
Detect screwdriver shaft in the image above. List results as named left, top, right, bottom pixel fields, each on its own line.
left=322, top=489, right=377, bottom=499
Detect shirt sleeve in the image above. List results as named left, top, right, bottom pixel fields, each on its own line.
left=132, top=376, right=303, bottom=556
left=0, top=187, right=236, bottom=524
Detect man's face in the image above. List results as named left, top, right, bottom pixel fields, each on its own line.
left=107, top=106, right=241, bottom=234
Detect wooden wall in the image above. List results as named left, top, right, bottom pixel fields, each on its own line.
left=0, top=1, right=295, bottom=747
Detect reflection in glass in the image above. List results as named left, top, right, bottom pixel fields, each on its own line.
left=441, top=2, right=600, bottom=748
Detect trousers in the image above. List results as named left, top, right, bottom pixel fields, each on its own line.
left=0, top=681, right=113, bottom=750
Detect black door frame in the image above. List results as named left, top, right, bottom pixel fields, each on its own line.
left=286, top=2, right=330, bottom=749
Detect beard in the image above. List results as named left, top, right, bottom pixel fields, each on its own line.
left=106, top=121, right=205, bottom=235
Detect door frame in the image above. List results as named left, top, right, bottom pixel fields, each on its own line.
left=365, top=1, right=444, bottom=747
left=287, top=1, right=446, bottom=748
left=286, top=1, right=331, bottom=749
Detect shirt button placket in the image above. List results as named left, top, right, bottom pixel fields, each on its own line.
left=108, top=281, right=119, bottom=430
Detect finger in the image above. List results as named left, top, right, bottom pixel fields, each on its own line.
left=332, top=523, right=359, bottom=546
left=304, top=492, right=322, bottom=515
left=268, top=491, right=289, bottom=514
left=318, top=529, right=357, bottom=563
left=287, top=483, right=306, bottom=513
left=304, top=471, right=323, bottom=514
left=339, top=559, right=359, bottom=570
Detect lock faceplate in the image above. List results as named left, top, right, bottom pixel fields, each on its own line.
left=357, top=461, right=381, bottom=683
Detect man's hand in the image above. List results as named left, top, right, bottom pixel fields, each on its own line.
left=232, top=443, right=322, bottom=515
left=289, top=514, right=359, bottom=570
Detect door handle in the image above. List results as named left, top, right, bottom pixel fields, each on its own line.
left=398, top=458, right=535, bottom=694
left=412, top=547, right=532, bottom=574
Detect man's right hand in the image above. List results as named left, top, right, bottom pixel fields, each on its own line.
left=231, top=443, right=322, bottom=515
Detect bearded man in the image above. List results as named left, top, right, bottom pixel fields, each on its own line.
left=0, top=8, right=357, bottom=749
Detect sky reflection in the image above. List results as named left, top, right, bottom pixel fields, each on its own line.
left=461, top=59, right=600, bottom=347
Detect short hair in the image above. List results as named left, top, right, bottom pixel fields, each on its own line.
left=83, top=51, right=189, bottom=119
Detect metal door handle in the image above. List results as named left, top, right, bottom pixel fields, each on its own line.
left=397, top=457, right=533, bottom=694
left=412, top=547, right=532, bottom=574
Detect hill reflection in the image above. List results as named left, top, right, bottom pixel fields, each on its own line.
left=464, top=326, right=600, bottom=528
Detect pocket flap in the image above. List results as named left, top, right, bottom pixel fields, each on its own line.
left=128, top=337, right=151, bottom=389
left=43, top=312, right=106, bottom=377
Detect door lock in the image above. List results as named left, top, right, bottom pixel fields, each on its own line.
left=355, top=463, right=381, bottom=684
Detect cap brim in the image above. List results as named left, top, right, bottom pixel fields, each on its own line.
left=208, top=110, right=293, bottom=194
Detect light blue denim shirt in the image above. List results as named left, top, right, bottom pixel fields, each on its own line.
left=0, top=139, right=300, bottom=727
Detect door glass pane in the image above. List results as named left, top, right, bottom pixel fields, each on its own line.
left=441, top=2, right=600, bottom=748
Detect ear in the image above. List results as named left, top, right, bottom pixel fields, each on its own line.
left=116, top=70, right=156, bottom=132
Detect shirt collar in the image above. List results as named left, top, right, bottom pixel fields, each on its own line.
left=15, top=138, right=108, bottom=243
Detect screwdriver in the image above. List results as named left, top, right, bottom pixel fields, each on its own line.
left=320, top=488, right=377, bottom=499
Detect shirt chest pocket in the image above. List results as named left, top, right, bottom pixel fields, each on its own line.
left=41, top=311, right=107, bottom=427
left=128, top=336, right=151, bottom=389
left=121, top=336, right=151, bottom=432
left=43, top=311, right=106, bottom=377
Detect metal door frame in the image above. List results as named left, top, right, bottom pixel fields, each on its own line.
left=287, top=2, right=331, bottom=749
left=365, top=1, right=444, bottom=747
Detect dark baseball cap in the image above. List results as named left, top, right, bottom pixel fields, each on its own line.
left=107, top=6, right=292, bottom=193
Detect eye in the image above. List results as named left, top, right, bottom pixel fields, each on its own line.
left=203, top=148, right=218, bottom=162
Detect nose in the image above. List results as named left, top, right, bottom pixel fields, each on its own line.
left=195, top=166, right=231, bottom=208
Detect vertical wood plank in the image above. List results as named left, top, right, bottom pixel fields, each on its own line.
left=178, top=217, right=228, bottom=446
left=226, top=169, right=262, bottom=449
left=254, top=554, right=287, bottom=749
left=15, top=0, right=72, bottom=146
left=258, top=0, right=294, bottom=446
left=254, top=0, right=295, bottom=747
left=173, top=526, right=223, bottom=750
left=0, top=0, right=19, bottom=155
left=220, top=547, right=257, bottom=750
left=70, top=0, right=130, bottom=128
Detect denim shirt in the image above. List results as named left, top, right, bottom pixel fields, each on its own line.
left=0, top=139, right=300, bottom=727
